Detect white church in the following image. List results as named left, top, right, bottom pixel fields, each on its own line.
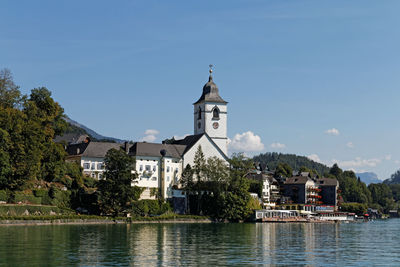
left=65, top=68, right=229, bottom=199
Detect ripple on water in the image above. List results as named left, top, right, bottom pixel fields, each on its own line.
left=0, top=220, right=399, bottom=266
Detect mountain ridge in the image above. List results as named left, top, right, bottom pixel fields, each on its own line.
left=64, top=117, right=125, bottom=143
left=355, top=172, right=382, bottom=185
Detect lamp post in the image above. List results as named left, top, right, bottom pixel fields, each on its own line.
left=160, top=149, right=166, bottom=200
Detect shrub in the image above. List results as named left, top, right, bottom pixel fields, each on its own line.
left=33, top=189, right=48, bottom=198
left=52, top=190, right=71, bottom=208
left=14, top=192, right=42, bottom=205
left=83, top=177, right=97, bottom=188
left=53, top=176, right=73, bottom=188
left=0, top=190, right=7, bottom=202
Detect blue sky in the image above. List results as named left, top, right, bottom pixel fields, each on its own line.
left=2, top=0, right=400, bottom=179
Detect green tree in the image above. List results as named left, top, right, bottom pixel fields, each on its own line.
left=274, top=162, right=293, bottom=178
left=0, top=129, right=11, bottom=188
left=97, top=148, right=140, bottom=216
left=0, top=69, right=22, bottom=109
left=193, top=145, right=206, bottom=180
left=330, top=163, right=343, bottom=177
left=23, top=87, right=68, bottom=181
left=219, top=153, right=253, bottom=221
left=180, top=164, right=194, bottom=190
left=204, top=157, right=230, bottom=185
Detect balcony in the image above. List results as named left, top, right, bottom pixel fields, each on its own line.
left=307, top=194, right=322, bottom=199
left=307, top=187, right=322, bottom=192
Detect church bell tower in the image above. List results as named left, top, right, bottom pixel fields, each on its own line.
left=193, top=66, right=228, bottom=155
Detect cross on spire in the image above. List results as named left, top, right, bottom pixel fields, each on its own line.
left=209, top=64, right=214, bottom=74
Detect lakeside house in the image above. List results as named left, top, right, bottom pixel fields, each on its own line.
left=246, top=172, right=280, bottom=208
left=282, top=175, right=339, bottom=208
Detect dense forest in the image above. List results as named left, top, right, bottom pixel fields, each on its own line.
left=253, top=152, right=330, bottom=176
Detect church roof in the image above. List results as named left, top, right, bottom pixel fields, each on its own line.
left=170, top=133, right=229, bottom=160
left=193, top=74, right=227, bottom=105
left=169, top=134, right=204, bottom=154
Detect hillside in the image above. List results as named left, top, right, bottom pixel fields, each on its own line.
left=356, top=172, right=382, bottom=185
left=64, top=117, right=125, bottom=143
left=384, top=169, right=400, bottom=184
left=253, top=152, right=330, bottom=176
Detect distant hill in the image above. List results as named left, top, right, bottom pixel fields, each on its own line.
left=64, top=117, right=125, bottom=143
left=356, top=172, right=381, bottom=185
left=384, top=169, right=400, bottom=185
left=253, top=152, right=330, bottom=176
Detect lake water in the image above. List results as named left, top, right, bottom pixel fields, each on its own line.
left=0, top=219, right=399, bottom=266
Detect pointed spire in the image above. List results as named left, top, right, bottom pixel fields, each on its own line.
left=193, top=64, right=227, bottom=105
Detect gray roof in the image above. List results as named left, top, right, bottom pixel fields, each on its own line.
left=317, top=178, right=339, bottom=186
left=129, top=142, right=186, bottom=158
left=66, top=142, right=122, bottom=158
left=193, top=75, right=227, bottom=104
left=284, top=176, right=311, bottom=185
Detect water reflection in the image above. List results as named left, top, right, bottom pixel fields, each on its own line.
left=0, top=221, right=400, bottom=266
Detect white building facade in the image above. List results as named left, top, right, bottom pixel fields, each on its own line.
left=65, top=69, right=229, bottom=200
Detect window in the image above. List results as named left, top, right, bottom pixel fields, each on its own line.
left=175, top=168, right=179, bottom=173
left=98, top=173, right=103, bottom=179
left=153, top=166, right=157, bottom=172
left=139, top=165, right=143, bottom=171
left=83, top=163, right=90, bottom=170
left=167, top=166, right=170, bottom=172
left=97, top=163, right=103, bottom=170
left=91, top=163, right=95, bottom=170
left=198, top=107, right=202, bottom=119
left=91, top=173, right=96, bottom=178
left=167, top=176, right=170, bottom=182
left=152, top=177, right=157, bottom=181
left=212, top=107, right=220, bottom=119
left=145, top=165, right=151, bottom=171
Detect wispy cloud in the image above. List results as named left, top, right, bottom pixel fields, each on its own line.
left=270, top=142, right=286, bottom=149
left=331, top=157, right=381, bottom=169
left=307, top=154, right=322, bottom=163
left=325, top=128, right=340, bottom=136
left=346, top=142, right=354, bottom=148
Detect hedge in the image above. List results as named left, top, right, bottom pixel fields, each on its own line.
left=131, top=200, right=172, bottom=217
left=14, top=193, right=42, bottom=205
left=0, top=205, right=73, bottom=216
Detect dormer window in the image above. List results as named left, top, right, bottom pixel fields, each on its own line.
left=198, top=107, right=202, bottom=119
left=212, top=107, right=220, bottom=119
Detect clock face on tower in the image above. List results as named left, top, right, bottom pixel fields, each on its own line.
left=213, top=122, right=219, bottom=129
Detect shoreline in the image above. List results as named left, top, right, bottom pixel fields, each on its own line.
left=0, top=218, right=349, bottom=226
left=0, top=218, right=214, bottom=226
